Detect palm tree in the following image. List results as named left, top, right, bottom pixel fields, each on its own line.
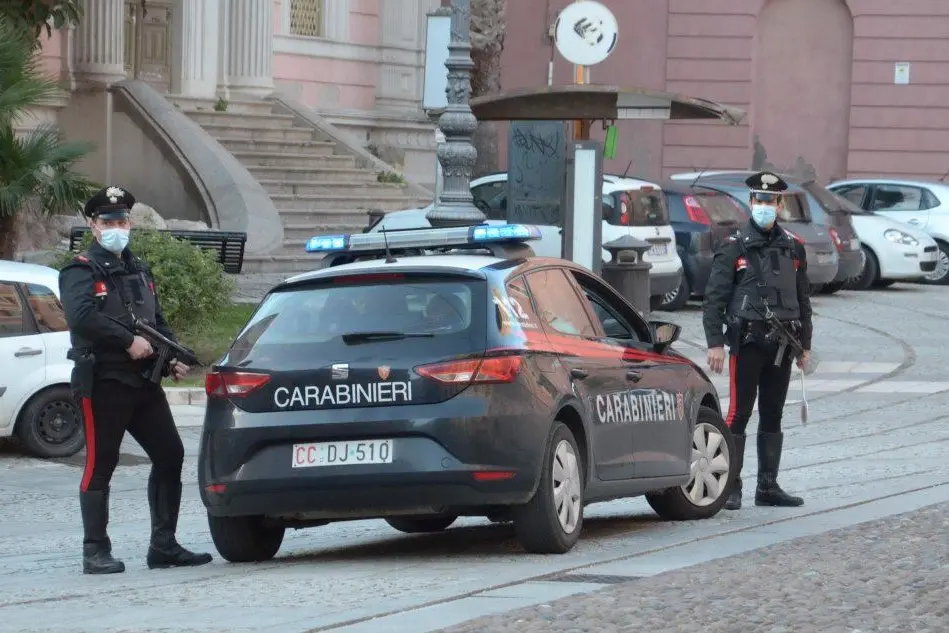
left=0, top=18, right=98, bottom=260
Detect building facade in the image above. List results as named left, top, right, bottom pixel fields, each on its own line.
left=501, top=0, right=949, bottom=185
left=35, top=0, right=443, bottom=177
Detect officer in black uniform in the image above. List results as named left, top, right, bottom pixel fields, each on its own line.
left=702, top=171, right=812, bottom=511
left=59, top=185, right=213, bottom=574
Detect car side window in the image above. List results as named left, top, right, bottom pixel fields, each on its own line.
left=870, top=185, right=929, bottom=212
left=834, top=185, right=868, bottom=208
left=524, top=269, right=597, bottom=338
left=0, top=282, right=28, bottom=338
left=495, top=275, right=543, bottom=334
left=568, top=270, right=651, bottom=343
left=25, top=283, right=68, bottom=333
left=471, top=181, right=507, bottom=221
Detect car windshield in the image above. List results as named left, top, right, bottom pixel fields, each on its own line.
left=223, top=275, right=487, bottom=369
left=803, top=182, right=866, bottom=214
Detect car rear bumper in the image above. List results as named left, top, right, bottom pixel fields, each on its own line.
left=198, top=397, right=550, bottom=520
left=833, top=249, right=865, bottom=281
left=649, top=269, right=682, bottom=297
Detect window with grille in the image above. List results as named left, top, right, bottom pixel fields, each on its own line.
left=290, top=0, right=324, bottom=37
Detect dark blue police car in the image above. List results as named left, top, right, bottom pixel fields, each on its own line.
left=198, top=224, right=736, bottom=562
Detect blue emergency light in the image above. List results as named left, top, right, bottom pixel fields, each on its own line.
left=304, top=223, right=542, bottom=254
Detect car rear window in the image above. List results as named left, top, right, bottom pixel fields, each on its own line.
left=777, top=193, right=810, bottom=222
left=610, top=188, right=669, bottom=227
left=223, top=274, right=488, bottom=369
left=693, top=192, right=745, bottom=225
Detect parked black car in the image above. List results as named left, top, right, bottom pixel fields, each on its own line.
left=655, top=180, right=746, bottom=311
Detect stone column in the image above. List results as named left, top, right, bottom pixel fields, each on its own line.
left=376, top=0, right=440, bottom=112
left=172, top=0, right=221, bottom=98
left=225, top=0, right=274, bottom=98
left=70, top=0, right=126, bottom=89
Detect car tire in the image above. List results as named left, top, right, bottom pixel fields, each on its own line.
left=845, top=246, right=878, bottom=291
left=819, top=280, right=846, bottom=295
left=645, top=405, right=735, bottom=521
left=207, top=514, right=285, bottom=563
left=657, top=271, right=690, bottom=312
left=512, top=422, right=584, bottom=554
left=385, top=515, right=457, bottom=533
left=922, top=240, right=949, bottom=285
left=14, top=386, right=84, bottom=458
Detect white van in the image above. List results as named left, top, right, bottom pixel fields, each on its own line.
left=366, top=172, right=683, bottom=300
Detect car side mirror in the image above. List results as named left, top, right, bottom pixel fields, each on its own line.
left=650, top=320, right=681, bottom=353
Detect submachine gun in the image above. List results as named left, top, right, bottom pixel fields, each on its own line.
left=103, top=314, right=202, bottom=384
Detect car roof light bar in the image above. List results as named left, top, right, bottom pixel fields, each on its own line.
left=304, top=224, right=542, bottom=254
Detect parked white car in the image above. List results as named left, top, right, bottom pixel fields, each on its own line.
left=367, top=173, right=684, bottom=300
left=0, top=260, right=83, bottom=458
left=818, top=189, right=939, bottom=289
left=828, top=178, right=949, bottom=284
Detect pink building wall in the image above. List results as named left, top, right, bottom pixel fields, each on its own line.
left=271, top=0, right=381, bottom=110
left=500, top=0, right=949, bottom=185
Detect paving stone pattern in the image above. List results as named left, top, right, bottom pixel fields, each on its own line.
left=435, top=501, right=949, bottom=633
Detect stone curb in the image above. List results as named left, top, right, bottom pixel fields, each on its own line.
left=164, top=387, right=206, bottom=406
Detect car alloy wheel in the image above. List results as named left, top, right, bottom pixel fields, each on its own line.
left=682, top=421, right=730, bottom=506
left=552, top=439, right=582, bottom=534
left=923, top=244, right=949, bottom=284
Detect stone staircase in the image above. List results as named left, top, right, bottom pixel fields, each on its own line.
left=168, top=96, right=432, bottom=273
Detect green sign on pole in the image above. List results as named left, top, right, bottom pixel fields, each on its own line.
left=604, top=125, right=618, bottom=159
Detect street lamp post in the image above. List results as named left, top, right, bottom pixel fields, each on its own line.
left=426, top=0, right=486, bottom=228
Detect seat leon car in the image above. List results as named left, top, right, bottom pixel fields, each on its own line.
left=198, top=225, right=736, bottom=562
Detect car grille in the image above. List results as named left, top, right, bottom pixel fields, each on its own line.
left=924, top=245, right=937, bottom=253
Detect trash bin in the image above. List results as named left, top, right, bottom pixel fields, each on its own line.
left=601, top=235, right=653, bottom=319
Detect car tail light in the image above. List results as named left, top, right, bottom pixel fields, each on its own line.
left=618, top=193, right=630, bottom=225
left=206, top=371, right=272, bottom=398
left=472, top=470, right=516, bottom=481
left=683, top=195, right=710, bottom=224
left=828, top=227, right=843, bottom=252
left=416, top=352, right=523, bottom=385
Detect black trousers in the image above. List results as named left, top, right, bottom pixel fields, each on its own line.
left=78, top=378, right=184, bottom=492
left=724, top=340, right=794, bottom=435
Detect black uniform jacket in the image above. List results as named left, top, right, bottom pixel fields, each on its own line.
left=59, top=240, right=176, bottom=386
left=702, top=220, right=813, bottom=351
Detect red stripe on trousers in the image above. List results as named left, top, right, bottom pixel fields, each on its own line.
left=80, top=397, right=96, bottom=492
left=724, top=354, right=739, bottom=428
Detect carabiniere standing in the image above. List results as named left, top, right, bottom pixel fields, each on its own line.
left=58, top=185, right=213, bottom=574
left=702, top=171, right=813, bottom=511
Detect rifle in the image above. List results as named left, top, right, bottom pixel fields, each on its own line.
left=103, top=313, right=202, bottom=384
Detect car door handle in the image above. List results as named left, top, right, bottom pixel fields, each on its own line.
left=570, top=368, right=589, bottom=380
left=909, top=218, right=921, bottom=224
left=626, top=371, right=642, bottom=382
left=14, top=347, right=42, bottom=358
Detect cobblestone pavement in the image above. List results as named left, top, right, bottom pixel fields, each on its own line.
left=435, top=500, right=949, bottom=633
left=2, top=283, right=949, bottom=632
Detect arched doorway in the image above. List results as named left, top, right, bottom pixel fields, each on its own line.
left=750, top=0, right=853, bottom=183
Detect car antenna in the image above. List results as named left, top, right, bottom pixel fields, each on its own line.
left=381, top=227, right=397, bottom=264
left=621, top=159, right=632, bottom=179
left=690, top=164, right=710, bottom=188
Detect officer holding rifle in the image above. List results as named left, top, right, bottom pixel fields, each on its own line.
left=702, top=172, right=812, bottom=511
left=59, top=185, right=212, bottom=574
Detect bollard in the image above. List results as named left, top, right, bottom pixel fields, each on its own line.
left=601, top=235, right=653, bottom=320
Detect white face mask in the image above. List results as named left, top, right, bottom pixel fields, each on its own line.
left=98, top=227, right=130, bottom=253
left=751, top=204, right=777, bottom=227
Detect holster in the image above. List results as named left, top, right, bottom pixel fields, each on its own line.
left=67, top=348, right=96, bottom=398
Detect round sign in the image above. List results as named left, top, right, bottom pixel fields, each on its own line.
left=554, top=1, right=619, bottom=66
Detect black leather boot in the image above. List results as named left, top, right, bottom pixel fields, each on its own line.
left=723, top=433, right=745, bottom=510
left=755, top=431, right=803, bottom=507
left=146, top=477, right=213, bottom=569
left=80, top=488, right=125, bottom=574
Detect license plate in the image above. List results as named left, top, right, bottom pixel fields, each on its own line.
left=648, top=243, right=667, bottom=256
left=849, top=238, right=860, bottom=250
left=817, top=253, right=834, bottom=264
left=292, top=439, right=394, bottom=468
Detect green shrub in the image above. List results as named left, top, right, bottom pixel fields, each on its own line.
left=51, top=230, right=235, bottom=334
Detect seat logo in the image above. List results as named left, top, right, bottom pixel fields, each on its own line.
left=378, top=365, right=391, bottom=380
left=331, top=363, right=349, bottom=380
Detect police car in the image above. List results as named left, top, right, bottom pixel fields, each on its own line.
left=198, top=224, right=736, bottom=562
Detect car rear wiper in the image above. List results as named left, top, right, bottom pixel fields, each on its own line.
left=341, top=331, right=436, bottom=344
